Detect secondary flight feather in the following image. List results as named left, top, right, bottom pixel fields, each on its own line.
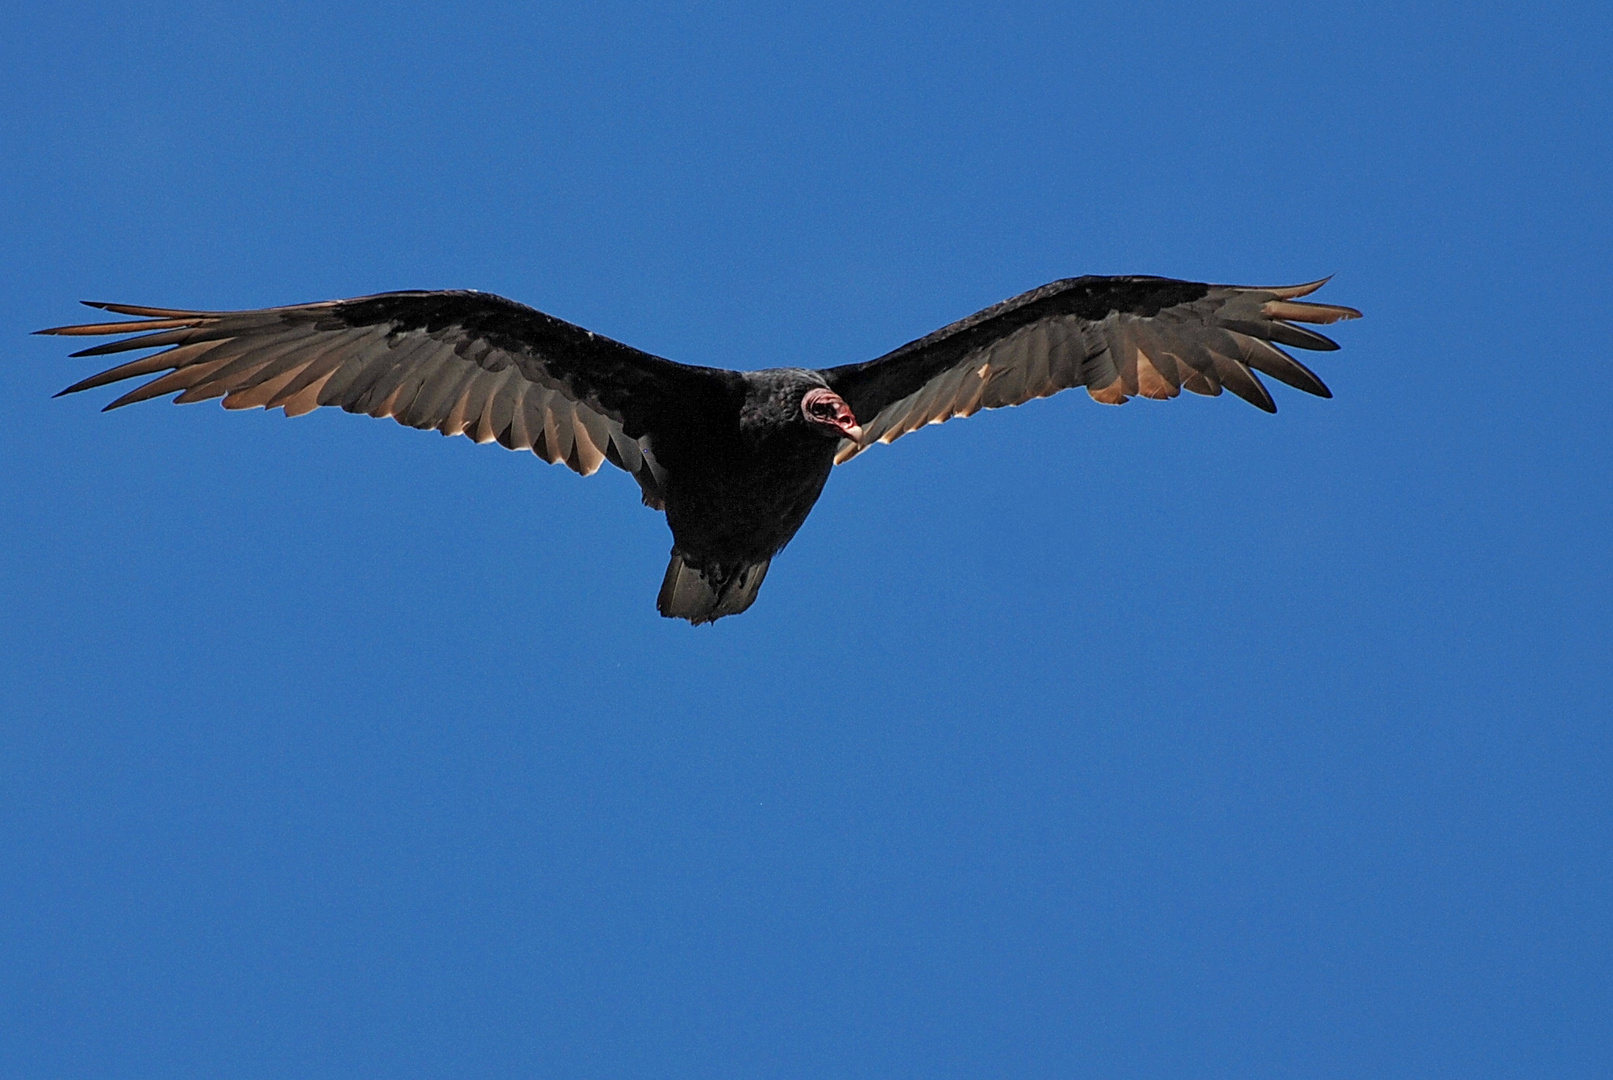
left=39, top=275, right=1360, bottom=623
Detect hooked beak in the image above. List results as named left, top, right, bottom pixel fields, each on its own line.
left=841, top=424, right=864, bottom=445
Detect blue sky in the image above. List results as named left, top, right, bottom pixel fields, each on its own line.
left=2, top=1, right=1609, bottom=1076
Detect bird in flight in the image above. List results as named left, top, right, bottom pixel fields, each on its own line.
left=40, top=275, right=1359, bottom=623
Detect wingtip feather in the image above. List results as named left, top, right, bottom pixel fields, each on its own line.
left=1262, top=299, right=1361, bottom=325
left=1257, top=277, right=1332, bottom=299
left=82, top=301, right=199, bottom=318
left=38, top=317, right=200, bottom=337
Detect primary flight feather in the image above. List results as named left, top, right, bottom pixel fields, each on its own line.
left=40, top=275, right=1360, bottom=623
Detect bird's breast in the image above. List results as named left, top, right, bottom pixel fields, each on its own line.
left=660, top=435, right=837, bottom=568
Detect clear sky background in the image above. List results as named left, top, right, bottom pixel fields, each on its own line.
left=2, top=2, right=1609, bottom=1077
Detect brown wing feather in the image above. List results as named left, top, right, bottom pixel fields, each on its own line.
left=825, top=276, right=1359, bottom=464
left=38, top=291, right=706, bottom=506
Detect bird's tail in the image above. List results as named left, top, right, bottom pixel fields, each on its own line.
left=656, top=552, right=771, bottom=625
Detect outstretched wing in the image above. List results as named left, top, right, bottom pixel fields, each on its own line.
left=821, top=276, right=1360, bottom=464
left=39, top=290, right=717, bottom=503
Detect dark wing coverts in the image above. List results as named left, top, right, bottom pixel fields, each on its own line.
left=41, top=290, right=711, bottom=501
left=823, top=276, right=1360, bottom=464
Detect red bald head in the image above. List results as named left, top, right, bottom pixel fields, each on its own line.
left=800, top=387, right=863, bottom=444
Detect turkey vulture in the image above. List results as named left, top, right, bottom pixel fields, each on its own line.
left=39, top=275, right=1359, bottom=623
